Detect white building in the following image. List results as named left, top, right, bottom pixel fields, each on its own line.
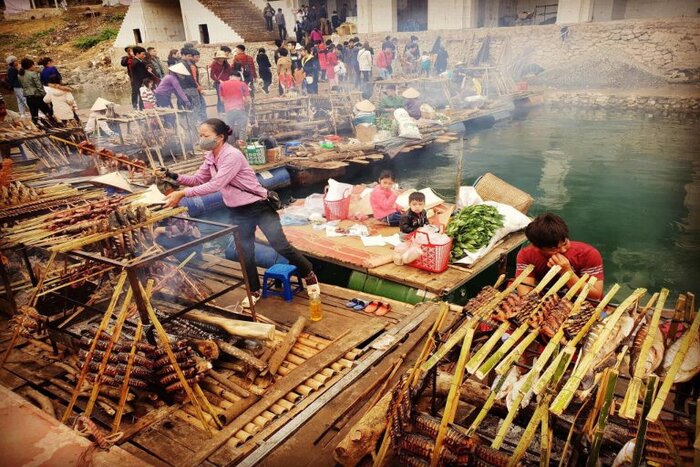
left=113, top=0, right=700, bottom=48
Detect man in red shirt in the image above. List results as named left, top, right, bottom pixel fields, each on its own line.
left=219, top=69, right=251, bottom=141
left=232, top=45, right=257, bottom=92
left=516, top=213, right=604, bottom=300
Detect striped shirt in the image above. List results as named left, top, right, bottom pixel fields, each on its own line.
left=516, top=241, right=604, bottom=281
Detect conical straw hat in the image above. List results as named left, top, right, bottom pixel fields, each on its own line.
left=90, top=171, right=133, bottom=193
left=169, top=62, right=190, bottom=76
left=354, top=100, right=375, bottom=112
left=91, top=97, right=113, bottom=111
left=401, top=87, right=420, bottom=99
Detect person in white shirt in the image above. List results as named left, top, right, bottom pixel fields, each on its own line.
left=357, top=42, right=373, bottom=83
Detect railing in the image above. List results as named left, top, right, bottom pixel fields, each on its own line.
left=535, top=3, right=558, bottom=24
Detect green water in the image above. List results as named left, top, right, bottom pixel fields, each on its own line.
left=335, top=108, right=700, bottom=298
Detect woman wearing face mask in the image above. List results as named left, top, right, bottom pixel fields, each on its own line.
left=163, top=118, right=320, bottom=306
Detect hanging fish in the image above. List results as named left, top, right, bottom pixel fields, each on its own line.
left=662, top=328, right=700, bottom=383
left=629, top=322, right=665, bottom=378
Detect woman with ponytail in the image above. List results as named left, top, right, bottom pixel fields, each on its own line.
left=164, top=118, right=319, bottom=306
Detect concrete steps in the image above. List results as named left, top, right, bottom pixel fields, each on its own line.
left=199, top=0, right=279, bottom=42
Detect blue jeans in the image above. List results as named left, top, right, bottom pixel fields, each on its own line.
left=13, top=87, right=27, bottom=115
left=380, top=211, right=401, bottom=226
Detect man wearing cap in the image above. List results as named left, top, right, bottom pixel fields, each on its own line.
left=5, top=56, right=27, bottom=117
left=401, top=87, right=422, bottom=119
left=210, top=50, right=231, bottom=115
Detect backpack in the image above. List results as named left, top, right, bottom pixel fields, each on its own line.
left=240, top=58, right=253, bottom=83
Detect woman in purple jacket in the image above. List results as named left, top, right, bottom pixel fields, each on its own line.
left=154, top=62, right=191, bottom=126
left=164, top=119, right=320, bottom=305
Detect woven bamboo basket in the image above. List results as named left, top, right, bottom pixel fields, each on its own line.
left=474, top=172, right=534, bottom=214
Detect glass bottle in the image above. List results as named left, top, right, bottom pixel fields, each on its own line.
left=309, top=291, right=323, bottom=322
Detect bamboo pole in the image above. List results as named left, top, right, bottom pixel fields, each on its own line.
left=138, top=280, right=212, bottom=435
left=61, top=272, right=128, bottom=423
left=112, top=321, right=142, bottom=433
left=84, top=287, right=135, bottom=418
left=632, top=375, right=659, bottom=466
left=666, top=294, right=687, bottom=346
left=620, top=288, right=669, bottom=419
left=429, top=327, right=474, bottom=467
left=585, top=368, right=620, bottom=467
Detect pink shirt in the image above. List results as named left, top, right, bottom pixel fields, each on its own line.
left=370, top=186, right=399, bottom=219
left=178, top=143, right=267, bottom=208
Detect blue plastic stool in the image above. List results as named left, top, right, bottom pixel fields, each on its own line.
left=261, top=264, right=304, bottom=301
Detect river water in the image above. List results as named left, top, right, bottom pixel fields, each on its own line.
left=310, top=108, right=700, bottom=298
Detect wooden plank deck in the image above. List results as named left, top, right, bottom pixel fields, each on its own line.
left=0, top=255, right=443, bottom=467
left=256, top=221, right=526, bottom=296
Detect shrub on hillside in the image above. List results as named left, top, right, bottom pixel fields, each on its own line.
left=74, top=28, right=118, bottom=50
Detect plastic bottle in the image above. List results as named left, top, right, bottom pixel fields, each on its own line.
left=309, top=292, right=323, bottom=322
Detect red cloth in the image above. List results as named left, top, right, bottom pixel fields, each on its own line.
left=325, top=52, right=338, bottom=80
left=370, top=186, right=399, bottom=220
left=219, top=79, right=250, bottom=111
left=516, top=241, right=604, bottom=281
left=375, top=50, right=393, bottom=69
left=232, top=54, right=257, bottom=80
left=210, top=60, right=231, bottom=82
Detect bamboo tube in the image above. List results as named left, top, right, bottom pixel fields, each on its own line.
left=182, top=404, right=218, bottom=428
left=541, top=404, right=552, bottom=467
left=321, top=368, right=335, bottom=378
left=244, top=422, right=260, bottom=434
left=666, top=294, right=688, bottom=347
left=286, top=353, right=306, bottom=366
left=297, top=336, right=326, bottom=350
left=290, top=346, right=315, bottom=360
left=620, top=288, right=669, bottom=419
left=269, top=404, right=287, bottom=415
left=195, top=384, right=223, bottom=429
left=296, top=384, right=313, bottom=396
left=647, top=304, right=700, bottom=422
left=201, top=380, right=241, bottom=403
left=285, top=392, right=300, bottom=403
left=61, top=272, right=127, bottom=423
left=474, top=322, right=529, bottom=379
left=205, top=371, right=251, bottom=398
left=252, top=415, right=269, bottom=429
left=227, top=375, right=265, bottom=396
left=304, top=379, right=323, bottom=390
left=632, top=375, right=659, bottom=466
left=277, top=399, right=294, bottom=410
left=235, top=431, right=252, bottom=443
left=215, top=340, right=267, bottom=372
left=293, top=342, right=319, bottom=355
left=277, top=366, right=291, bottom=377
left=260, top=410, right=275, bottom=421
left=586, top=368, right=620, bottom=467
left=430, top=327, right=474, bottom=467
left=312, top=373, right=329, bottom=384
left=216, top=361, right=247, bottom=373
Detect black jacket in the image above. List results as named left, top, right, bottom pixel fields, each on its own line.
left=399, top=209, right=429, bottom=235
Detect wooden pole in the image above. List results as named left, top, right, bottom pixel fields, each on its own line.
left=454, top=136, right=464, bottom=202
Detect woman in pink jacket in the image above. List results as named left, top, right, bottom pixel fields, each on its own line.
left=164, top=118, right=320, bottom=305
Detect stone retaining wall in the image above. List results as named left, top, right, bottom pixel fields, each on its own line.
left=545, top=91, right=700, bottom=114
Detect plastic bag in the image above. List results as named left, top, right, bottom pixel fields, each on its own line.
left=454, top=201, right=531, bottom=265
left=325, top=178, right=353, bottom=202
left=303, top=193, right=325, bottom=213
left=457, top=186, right=483, bottom=209
left=394, top=108, right=422, bottom=140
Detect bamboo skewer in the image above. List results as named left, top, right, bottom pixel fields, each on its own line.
left=632, top=375, right=659, bottom=466
left=620, top=288, right=669, bottom=419
left=430, top=326, right=474, bottom=467
left=550, top=288, right=647, bottom=415
left=474, top=270, right=573, bottom=379
left=647, top=303, right=700, bottom=422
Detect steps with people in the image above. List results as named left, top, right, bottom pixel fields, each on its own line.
left=199, top=0, right=279, bottom=42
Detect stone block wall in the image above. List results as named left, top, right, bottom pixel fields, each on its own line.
left=546, top=91, right=700, bottom=114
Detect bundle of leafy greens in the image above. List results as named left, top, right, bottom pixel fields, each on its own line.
left=446, top=204, right=505, bottom=261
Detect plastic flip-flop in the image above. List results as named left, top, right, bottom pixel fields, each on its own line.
left=375, top=302, right=391, bottom=316
left=345, top=298, right=359, bottom=308
left=364, top=301, right=380, bottom=314
left=353, top=300, right=368, bottom=311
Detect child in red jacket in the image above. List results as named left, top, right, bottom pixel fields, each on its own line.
left=370, top=170, right=401, bottom=226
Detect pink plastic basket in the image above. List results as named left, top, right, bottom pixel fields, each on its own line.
left=408, top=231, right=452, bottom=273
left=323, top=186, right=351, bottom=221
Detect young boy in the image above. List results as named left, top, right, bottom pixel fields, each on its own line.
left=399, top=191, right=429, bottom=239
left=516, top=213, right=604, bottom=300
left=370, top=170, right=400, bottom=226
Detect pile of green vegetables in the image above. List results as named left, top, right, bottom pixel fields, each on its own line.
left=446, top=204, right=505, bottom=261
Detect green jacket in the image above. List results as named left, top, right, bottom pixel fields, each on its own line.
left=19, top=70, right=45, bottom=97
left=378, top=95, right=405, bottom=112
